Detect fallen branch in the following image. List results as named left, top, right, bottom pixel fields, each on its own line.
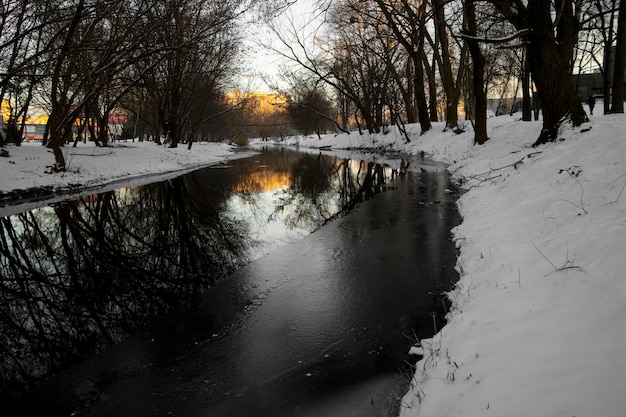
left=462, top=152, right=542, bottom=190
left=474, top=151, right=542, bottom=178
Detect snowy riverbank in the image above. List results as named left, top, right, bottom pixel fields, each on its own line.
left=2, top=112, right=625, bottom=416
left=0, top=140, right=242, bottom=216
left=400, top=115, right=626, bottom=417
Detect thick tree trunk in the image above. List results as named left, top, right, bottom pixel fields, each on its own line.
left=413, top=59, right=432, bottom=134
left=523, top=1, right=587, bottom=145
left=169, top=118, right=179, bottom=148
left=99, top=116, right=109, bottom=146
left=526, top=39, right=587, bottom=145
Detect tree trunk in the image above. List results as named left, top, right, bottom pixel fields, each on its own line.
left=522, top=50, right=532, bottom=121
left=432, top=0, right=459, bottom=130
left=413, top=58, right=432, bottom=134
left=424, top=54, right=439, bottom=122
left=612, top=0, right=626, bottom=113
left=523, top=0, right=586, bottom=145
left=526, top=39, right=587, bottom=144
left=464, top=0, right=488, bottom=145
left=414, top=3, right=432, bottom=134
left=602, top=0, right=617, bottom=115
left=99, top=112, right=110, bottom=146
left=404, top=59, right=417, bottom=124
left=168, top=115, right=179, bottom=148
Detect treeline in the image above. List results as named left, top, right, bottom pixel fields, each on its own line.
left=2, top=1, right=625, bottom=172
left=0, top=0, right=267, bottom=171
left=269, top=0, right=626, bottom=145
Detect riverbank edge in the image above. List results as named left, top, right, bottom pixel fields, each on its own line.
left=0, top=141, right=252, bottom=216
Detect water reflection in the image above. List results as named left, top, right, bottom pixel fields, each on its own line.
left=0, top=176, right=249, bottom=393
left=0, top=147, right=397, bottom=395
left=222, top=148, right=397, bottom=256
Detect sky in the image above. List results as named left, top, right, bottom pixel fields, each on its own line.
left=241, top=0, right=323, bottom=92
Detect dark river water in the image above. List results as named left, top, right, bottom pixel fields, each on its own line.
left=0, top=146, right=460, bottom=417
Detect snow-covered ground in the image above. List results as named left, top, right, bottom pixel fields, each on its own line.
left=0, top=140, right=245, bottom=216
left=0, top=140, right=242, bottom=192
left=2, top=110, right=625, bottom=416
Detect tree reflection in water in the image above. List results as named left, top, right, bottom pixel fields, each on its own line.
left=0, top=147, right=396, bottom=394
left=237, top=148, right=396, bottom=236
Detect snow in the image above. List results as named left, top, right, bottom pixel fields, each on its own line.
left=2, top=109, right=626, bottom=416
left=0, top=140, right=246, bottom=217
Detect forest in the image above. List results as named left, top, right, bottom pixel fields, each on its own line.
left=1, top=0, right=625, bottom=170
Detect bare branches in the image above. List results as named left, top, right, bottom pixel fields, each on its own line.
left=465, top=151, right=542, bottom=185
left=457, top=29, right=532, bottom=44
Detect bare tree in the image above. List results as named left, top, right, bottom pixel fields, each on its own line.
left=264, top=1, right=396, bottom=134
left=130, top=0, right=248, bottom=149
left=323, top=1, right=397, bottom=133
left=41, top=0, right=163, bottom=170
left=279, top=71, right=339, bottom=137
left=1, top=0, right=258, bottom=170
left=0, top=0, right=51, bottom=146
left=482, top=0, right=587, bottom=146
left=431, top=0, right=468, bottom=131
left=374, top=0, right=432, bottom=134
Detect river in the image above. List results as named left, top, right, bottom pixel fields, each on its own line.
left=0, top=146, right=460, bottom=416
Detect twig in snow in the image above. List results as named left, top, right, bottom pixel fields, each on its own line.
left=602, top=172, right=626, bottom=205
left=613, top=181, right=626, bottom=203
left=567, top=170, right=587, bottom=214
left=464, top=152, right=542, bottom=190
left=474, top=151, right=542, bottom=177
left=531, top=241, right=582, bottom=273
left=557, top=166, right=587, bottom=214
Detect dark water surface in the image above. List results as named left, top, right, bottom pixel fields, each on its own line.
left=0, top=147, right=460, bottom=416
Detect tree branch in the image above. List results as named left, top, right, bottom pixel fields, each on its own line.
left=456, top=29, right=532, bottom=44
